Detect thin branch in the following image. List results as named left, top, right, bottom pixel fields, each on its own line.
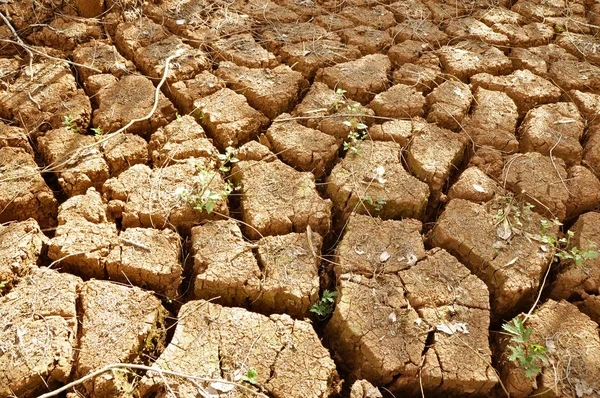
left=0, top=11, right=34, bottom=77
left=36, top=363, right=268, bottom=398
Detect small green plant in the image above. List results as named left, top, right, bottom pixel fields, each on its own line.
left=91, top=126, right=103, bottom=136
left=0, top=281, right=6, bottom=296
left=310, top=289, right=337, bottom=318
left=241, top=368, right=258, bottom=385
left=178, top=166, right=233, bottom=214
left=218, top=146, right=239, bottom=173
left=539, top=219, right=599, bottom=266
left=342, top=104, right=368, bottom=154
left=501, top=317, right=549, bottom=378
left=363, top=195, right=386, bottom=211
left=331, top=87, right=347, bottom=112
left=175, top=112, right=182, bottom=119
left=62, top=115, right=79, bottom=133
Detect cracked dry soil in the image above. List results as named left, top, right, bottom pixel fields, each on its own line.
left=2, top=0, right=600, bottom=397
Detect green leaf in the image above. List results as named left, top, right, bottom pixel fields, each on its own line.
left=507, top=345, right=525, bottom=362
left=584, top=250, right=599, bottom=259
left=204, top=200, right=215, bottom=214
left=356, top=123, right=368, bottom=130
left=522, top=327, right=532, bottom=342
left=241, top=368, right=258, bottom=385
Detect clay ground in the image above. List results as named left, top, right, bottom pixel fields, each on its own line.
left=2, top=0, right=600, bottom=397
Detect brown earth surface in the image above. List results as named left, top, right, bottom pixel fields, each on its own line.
left=2, top=0, right=600, bottom=397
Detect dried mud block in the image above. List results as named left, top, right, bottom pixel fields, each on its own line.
left=231, top=158, right=331, bottom=239
left=191, top=220, right=262, bottom=306
left=0, top=1, right=58, bottom=31
left=324, top=274, right=428, bottom=385
left=391, top=52, right=442, bottom=94
left=313, top=13, right=355, bottom=31
left=101, top=133, right=148, bottom=176
left=497, top=300, right=600, bottom=398
left=166, top=71, right=225, bottom=114
left=445, top=17, right=509, bottom=46
left=93, top=75, right=176, bottom=137
left=103, top=160, right=228, bottom=232
left=387, top=40, right=431, bottom=68
left=470, top=69, right=561, bottom=116
left=315, top=54, right=391, bottom=104
left=340, top=27, right=392, bottom=55
left=239, top=0, right=300, bottom=22
left=210, top=33, right=278, bottom=69
left=519, top=102, right=584, bottom=166
left=258, top=22, right=340, bottom=53
left=148, top=115, right=219, bottom=167
left=194, top=88, right=269, bottom=149
left=350, top=380, right=382, bottom=398
left=0, top=268, right=81, bottom=397
left=0, top=147, right=57, bottom=228
left=368, top=119, right=413, bottom=145
left=339, top=5, right=396, bottom=29
left=38, top=127, right=110, bottom=197
left=216, top=62, right=308, bottom=119
left=390, top=249, right=497, bottom=396
left=335, top=214, right=426, bottom=278
left=512, top=0, right=585, bottom=22
left=387, top=20, right=448, bottom=47
left=48, top=190, right=118, bottom=279
left=462, top=87, right=519, bottom=153
left=0, top=219, right=45, bottom=289
left=264, top=115, right=338, bottom=177
left=273, top=0, right=325, bottom=20
left=253, top=232, right=321, bottom=318
left=27, top=17, right=102, bottom=54
left=134, top=37, right=211, bottom=83
left=327, top=140, right=430, bottom=220
left=106, top=228, right=182, bottom=297
left=472, top=6, right=524, bottom=25
left=139, top=300, right=341, bottom=398
left=576, top=294, right=600, bottom=324
left=114, top=17, right=170, bottom=60
left=548, top=60, right=600, bottom=93
left=74, top=280, right=166, bottom=397
left=438, top=41, right=512, bottom=82
left=0, top=61, right=91, bottom=134
left=368, top=84, right=426, bottom=118
left=584, top=122, right=600, bottom=177
left=280, top=39, right=362, bottom=79
left=426, top=80, right=471, bottom=130
left=565, top=165, right=600, bottom=219
left=292, top=81, right=375, bottom=141
left=492, top=22, right=554, bottom=47
left=432, top=198, right=555, bottom=318
left=447, top=167, right=500, bottom=204
left=0, top=122, right=33, bottom=155
left=237, top=140, right=276, bottom=162
left=469, top=147, right=506, bottom=179
left=550, top=212, right=600, bottom=301
left=556, top=32, right=600, bottom=64
left=568, top=90, right=600, bottom=122
left=406, top=122, right=466, bottom=195
left=502, top=152, right=570, bottom=221
left=141, top=0, right=219, bottom=45
left=72, top=41, right=135, bottom=89
left=509, top=47, right=548, bottom=77
left=386, top=0, right=432, bottom=21
left=76, top=0, right=104, bottom=17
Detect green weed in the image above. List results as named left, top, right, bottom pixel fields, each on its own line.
left=501, top=317, right=548, bottom=379
left=310, top=289, right=337, bottom=318
left=62, top=115, right=79, bottom=133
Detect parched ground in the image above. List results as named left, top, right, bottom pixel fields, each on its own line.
left=1, top=0, right=600, bottom=397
